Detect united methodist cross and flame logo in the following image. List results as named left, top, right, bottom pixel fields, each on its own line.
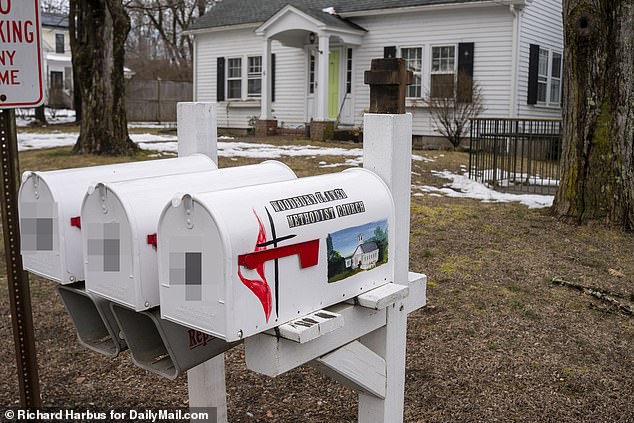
left=237, top=208, right=319, bottom=322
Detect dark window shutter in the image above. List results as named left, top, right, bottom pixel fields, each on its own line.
left=384, top=46, right=396, bottom=59
left=527, top=44, right=539, bottom=105
left=271, top=53, right=276, bottom=103
left=217, top=57, right=225, bottom=102
left=457, top=42, right=474, bottom=102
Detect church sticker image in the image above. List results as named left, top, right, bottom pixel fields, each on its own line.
left=327, top=219, right=388, bottom=283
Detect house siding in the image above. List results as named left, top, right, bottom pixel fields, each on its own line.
left=349, top=6, right=514, bottom=135
left=195, top=28, right=307, bottom=129
left=516, top=0, right=564, bottom=119
left=194, top=4, right=547, bottom=135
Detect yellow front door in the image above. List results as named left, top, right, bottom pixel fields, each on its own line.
left=328, top=49, right=340, bottom=119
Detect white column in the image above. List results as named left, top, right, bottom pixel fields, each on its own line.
left=316, top=34, right=330, bottom=121
left=177, top=102, right=218, bottom=164
left=359, top=113, right=413, bottom=423
left=177, top=102, right=226, bottom=423
left=261, top=38, right=272, bottom=120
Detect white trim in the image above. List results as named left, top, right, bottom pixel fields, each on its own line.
left=509, top=4, right=521, bottom=117
left=256, top=5, right=324, bottom=35
left=338, top=1, right=524, bottom=18
left=186, top=23, right=261, bottom=35
left=193, top=39, right=198, bottom=102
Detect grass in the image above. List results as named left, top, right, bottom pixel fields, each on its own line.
left=1, top=138, right=634, bottom=422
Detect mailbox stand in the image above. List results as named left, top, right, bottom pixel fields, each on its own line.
left=176, top=102, right=229, bottom=423
left=243, top=58, right=426, bottom=422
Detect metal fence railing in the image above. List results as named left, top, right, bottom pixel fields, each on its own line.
left=469, top=118, right=563, bottom=195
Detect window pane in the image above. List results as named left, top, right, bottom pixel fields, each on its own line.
left=551, top=52, right=562, bottom=78
left=228, top=58, right=241, bottom=78
left=55, top=33, right=64, bottom=54
left=538, top=49, right=549, bottom=77
left=537, top=81, right=547, bottom=103
left=228, top=80, right=241, bottom=98
left=248, top=56, right=262, bottom=75
left=407, top=74, right=421, bottom=98
left=309, top=53, right=315, bottom=94
left=431, top=74, right=454, bottom=98
left=248, top=78, right=261, bottom=96
left=432, top=46, right=455, bottom=72
left=550, top=79, right=560, bottom=104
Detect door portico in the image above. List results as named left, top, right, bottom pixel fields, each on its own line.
left=255, top=5, right=365, bottom=138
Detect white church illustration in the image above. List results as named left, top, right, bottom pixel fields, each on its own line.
left=345, top=234, right=379, bottom=271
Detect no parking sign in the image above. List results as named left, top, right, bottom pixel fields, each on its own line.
left=0, top=0, right=44, bottom=108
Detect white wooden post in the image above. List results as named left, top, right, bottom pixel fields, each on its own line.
left=360, top=112, right=413, bottom=422
left=177, top=102, right=218, bottom=163
left=187, top=357, right=228, bottom=422
left=176, top=102, right=227, bottom=423
left=316, top=34, right=330, bottom=121
left=260, top=38, right=273, bottom=120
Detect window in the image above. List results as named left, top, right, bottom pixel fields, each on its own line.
left=431, top=45, right=456, bottom=98
left=308, top=52, right=316, bottom=94
left=227, top=58, right=242, bottom=99
left=401, top=47, right=422, bottom=98
left=346, top=48, right=352, bottom=94
left=550, top=52, right=562, bottom=104
left=537, top=48, right=562, bottom=105
left=55, top=33, right=64, bottom=54
left=537, top=48, right=549, bottom=103
left=247, top=56, right=262, bottom=97
left=50, top=71, right=63, bottom=89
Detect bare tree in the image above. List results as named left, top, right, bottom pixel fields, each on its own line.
left=553, top=0, right=634, bottom=230
left=126, top=0, right=213, bottom=67
left=423, top=72, right=485, bottom=149
left=70, top=0, right=136, bottom=155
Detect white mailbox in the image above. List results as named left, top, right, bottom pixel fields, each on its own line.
left=82, top=161, right=296, bottom=311
left=18, top=155, right=217, bottom=284
left=158, top=168, right=395, bottom=342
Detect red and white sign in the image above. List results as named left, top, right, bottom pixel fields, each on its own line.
left=0, top=0, right=44, bottom=108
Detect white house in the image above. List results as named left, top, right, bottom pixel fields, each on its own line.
left=347, top=241, right=380, bottom=271
left=41, top=12, right=73, bottom=108
left=189, top=0, right=563, bottom=141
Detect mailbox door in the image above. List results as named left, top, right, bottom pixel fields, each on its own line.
left=85, top=162, right=296, bottom=311
left=159, top=168, right=395, bottom=341
left=18, top=154, right=217, bottom=284
left=18, top=176, right=63, bottom=281
left=83, top=188, right=136, bottom=307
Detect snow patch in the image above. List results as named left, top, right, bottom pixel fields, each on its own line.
left=415, top=170, right=553, bottom=209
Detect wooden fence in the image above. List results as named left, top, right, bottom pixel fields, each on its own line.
left=125, top=79, right=193, bottom=122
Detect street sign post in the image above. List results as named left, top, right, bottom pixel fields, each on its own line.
left=0, top=0, right=45, bottom=108
left=0, top=0, right=44, bottom=407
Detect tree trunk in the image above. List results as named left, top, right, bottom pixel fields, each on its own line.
left=553, top=1, right=634, bottom=230
left=34, top=106, right=47, bottom=125
left=69, top=0, right=82, bottom=123
left=71, top=0, right=136, bottom=155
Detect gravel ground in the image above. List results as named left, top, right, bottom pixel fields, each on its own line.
left=1, top=141, right=633, bottom=422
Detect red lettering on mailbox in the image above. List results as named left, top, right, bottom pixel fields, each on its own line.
left=188, top=329, right=211, bottom=350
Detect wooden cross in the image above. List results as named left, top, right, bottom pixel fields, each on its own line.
left=364, top=58, right=413, bottom=114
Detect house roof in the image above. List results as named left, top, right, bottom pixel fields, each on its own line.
left=191, top=0, right=484, bottom=31
left=41, top=12, right=69, bottom=29
left=356, top=241, right=379, bottom=254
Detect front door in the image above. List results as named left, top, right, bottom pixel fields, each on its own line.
left=328, top=49, right=340, bottom=119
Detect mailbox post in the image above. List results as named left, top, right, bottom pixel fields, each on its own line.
left=360, top=58, right=414, bottom=422
left=241, top=59, right=425, bottom=423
